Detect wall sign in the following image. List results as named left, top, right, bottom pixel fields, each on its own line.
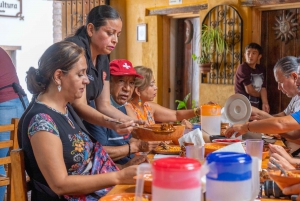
left=0, top=0, right=23, bottom=20
left=169, top=0, right=182, bottom=5
left=137, top=24, right=147, bottom=42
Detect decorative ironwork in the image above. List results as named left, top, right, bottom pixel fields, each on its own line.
left=272, top=11, right=298, bottom=43
left=201, top=5, right=243, bottom=85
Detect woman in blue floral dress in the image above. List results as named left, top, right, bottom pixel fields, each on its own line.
left=18, top=41, right=137, bottom=201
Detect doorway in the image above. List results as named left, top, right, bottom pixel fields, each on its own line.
left=169, top=17, right=200, bottom=109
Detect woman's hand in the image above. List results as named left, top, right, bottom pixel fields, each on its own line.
left=117, top=165, right=138, bottom=185
left=269, top=144, right=293, bottom=164
left=268, top=154, right=295, bottom=171
left=109, top=119, right=136, bottom=135
left=131, top=140, right=161, bottom=152
left=224, top=124, right=247, bottom=138
left=121, top=155, right=148, bottom=169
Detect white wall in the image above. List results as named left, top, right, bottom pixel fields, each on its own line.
left=0, top=0, right=53, bottom=100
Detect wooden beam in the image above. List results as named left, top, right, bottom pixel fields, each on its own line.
left=146, top=4, right=207, bottom=16
left=241, top=0, right=300, bottom=7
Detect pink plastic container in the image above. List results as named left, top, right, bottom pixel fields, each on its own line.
left=135, top=157, right=202, bottom=201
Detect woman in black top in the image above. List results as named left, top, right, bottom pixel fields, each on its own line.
left=19, top=41, right=137, bottom=201
left=65, top=5, right=137, bottom=135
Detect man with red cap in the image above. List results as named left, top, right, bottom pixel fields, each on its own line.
left=84, top=59, right=160, bottom=168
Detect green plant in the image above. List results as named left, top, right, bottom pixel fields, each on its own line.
left=175, top=93, right=199, bottom=123
left=192, top=24, right=226, bottom=64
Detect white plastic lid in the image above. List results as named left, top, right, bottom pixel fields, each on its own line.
left=224, top=94, right=252, bottom=124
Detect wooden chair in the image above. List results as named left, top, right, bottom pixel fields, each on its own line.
left=0, top=118, right=28, bottom=201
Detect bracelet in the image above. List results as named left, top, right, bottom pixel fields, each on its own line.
left=193, top=107, right=200, bottom=116
left=125, top=141, right=131, bottom=157
left=295, top=163, right=300, bottom=170
left=246, top=122, right=251, bottom=132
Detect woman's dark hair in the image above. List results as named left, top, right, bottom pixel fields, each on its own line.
left=75, top=5, right=121, bottom=35
left=26, top=41, right=84, bottom=95
left=273, top=56, right=298, bottom=78
left=134, top=66, right=153, bottom=93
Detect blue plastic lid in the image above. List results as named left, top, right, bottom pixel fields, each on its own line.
left=193, top=124, right=201, bottom=129
left=206, top=152, right=252, bottom=181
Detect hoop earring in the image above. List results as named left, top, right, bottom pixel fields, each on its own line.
left=138, top=96, right=142, bottom=106
left=58, top=85, right=61, bottom=92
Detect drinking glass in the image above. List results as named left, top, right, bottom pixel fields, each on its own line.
left=185, top=145, right=205, bottom=164
left=246, top=139, right=263, bottom=171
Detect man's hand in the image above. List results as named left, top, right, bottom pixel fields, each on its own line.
left=262, top=103, right=270, bottom=113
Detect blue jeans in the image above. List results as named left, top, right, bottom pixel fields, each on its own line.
left=0, top=96, right=29, bottom=201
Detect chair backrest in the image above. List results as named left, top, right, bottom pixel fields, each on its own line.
left=0, top=118, right=28, bottom=201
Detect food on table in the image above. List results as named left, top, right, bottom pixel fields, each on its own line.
left=100, top=193, right=151, bottom=201
left=155, top=144, right=181, bottom=152
left=213, top=138, right=242, bottom=143
left=158, top=141, right=170, bottom=150
left=260, top=169, right=270, bottom=182
left=204, top=143, right=227, bottom=156
left=160, top=123, right=175, bottom=131
left=123, top=197, right=150, bottom=201
left=286, top=171, right=300, bottom=178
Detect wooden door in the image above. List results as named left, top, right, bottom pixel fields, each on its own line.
left=61, top=0, right=106, bottom=40
left=174, top=17, right=200, bottom=109
left=261, top=9, right=300, bottom=114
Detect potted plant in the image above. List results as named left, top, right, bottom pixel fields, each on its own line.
left=192, top=24, right=227, bottom=73
left=175, top=93, right=199, bottom=123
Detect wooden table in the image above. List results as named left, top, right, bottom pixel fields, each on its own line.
left=102, top=140, right=292, bottom=201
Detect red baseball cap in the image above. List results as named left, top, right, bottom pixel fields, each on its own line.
left=110, top=59, right=143, bottom=78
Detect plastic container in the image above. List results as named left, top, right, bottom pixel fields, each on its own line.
left=201, top=103, right=221, bottom=136
left=206, top=152, right=260, bottom=201
left=135, top=157, right=202, bottom=201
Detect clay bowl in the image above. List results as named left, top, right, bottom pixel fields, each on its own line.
left=204, top=143, right=228, bottom=157
left=100, top=193, right=152, bottom=201
left=268, top=169, right=300, bottom=190
left=133, top=174, right=152, bottom=193
left=133, top=124, right=185, bottom=145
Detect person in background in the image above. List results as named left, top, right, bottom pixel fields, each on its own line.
left=225, top=56, right=300, bottom=138
left=65, top=5, right=139, bottom=136
left=235, top=43, right=270, bottom=113
left=86, top=59, right=161, bottom=167
left=125, top=66, right=200, bottom=124
left=0, top=47, right=29, bottom=200
left=19, top=41, right=137, bottom=201
left=249, top=56, right=300, bottom=157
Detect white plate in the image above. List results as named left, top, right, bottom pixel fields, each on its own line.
left=212, top=138, right=243, bottom=144
left=224, top=94, right=252, bottom=124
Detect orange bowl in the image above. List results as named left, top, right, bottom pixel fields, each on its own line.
left=133, top=124, right=185, bottom=145
left=268, top=169, right=300, bottom=190
left=133, top=174, right=152, bottom=193
left=100, top=193, right=152, bottom=201
left=204, top=143, right=228, bottom=156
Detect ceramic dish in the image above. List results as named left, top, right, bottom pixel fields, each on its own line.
left=268, top=169, right=300, bottom=190
left=204, top=143, right=228, bottom=156
left=212, top=138, right=243, bottom=144
left=224, top=94, right=252, bottom=124
left=100, top=193, right=152, bottom=201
